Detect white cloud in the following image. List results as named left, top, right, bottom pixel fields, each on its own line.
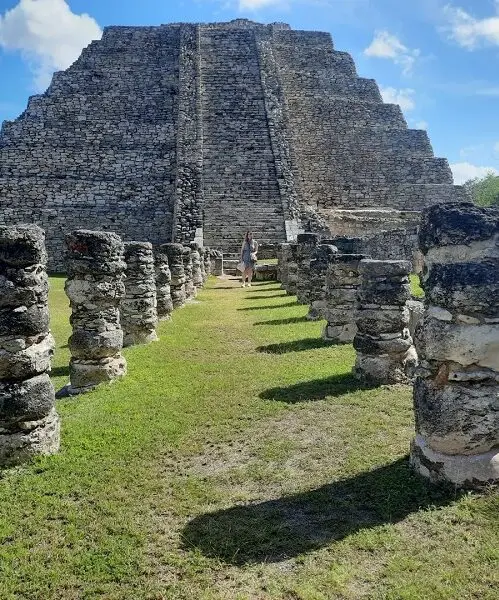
left=239, top=0, right=284, bottom=8
left=380, top=86, right=416, bottom=111
left=414, top=120, right=428, bottom=130
left=443, top=3, right=499, bottom=49
left=0, top=0, right=102, bottom=91
left=364, top=30, right=420, bottom=75
left=450, top=162, right=499, bottom=185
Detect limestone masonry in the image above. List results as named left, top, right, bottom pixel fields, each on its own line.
left=0, top=19, right=467, bottom=270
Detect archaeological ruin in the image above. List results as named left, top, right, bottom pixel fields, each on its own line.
left=0, top=19, right=467, bottom=270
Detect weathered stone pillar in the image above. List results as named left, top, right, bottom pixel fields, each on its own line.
left=410, top=202, right=499, bottom=487
left=278, top=243, right=290, bottom=291
left=354, top=259, right=417, bottom=384
left=182, top=245, right=196, bottom=300
left=0, top=225, right=60, bottom=466
left=296, top=233, right=320, bottom=305
left=65, top=230, right=127, bottom=394
left=323, top=254, right=365, bottom=343
left=203, top=247, right=212, bottom=280
left=286, top=243, right=299, bottom=296
left=190, top=242, right=204, bottom=289
left=210, top=249, right=224, bottom=276
left=121, top=242, right=158, bottom=347
left=164, top=244, right=186, bottom=309
left=199, top=248, right=207, bottom=283
left=154, top=245, right=173, bottom=321
left=307, top=243, right=338, bottom=321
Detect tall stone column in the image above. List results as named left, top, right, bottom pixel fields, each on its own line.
left=182, top=245, right=196, bottom=300
left=286, top=243, right=299, bottom=296
left=295, top=233, right=319, bottom=305
left=164, top=244, right=186, bottom=308
left=210, top=250, right=224, bottom=276
left=323, top=254, right=366, bottom=343
left=122, top=242, right=158, bottom=347
left=307, top=243, right=338, bottom=321
left=278, top=243, right=290, bottom=291
left=354, top=259, right=417, bottom=384
left=190, top=242, right=204, bottom=289
left=0, top=225, right=60, bottom=466
left=154, top=245, right=174, bottom=321
left=410, top=202, right=499, bottom=487
left=203, top=247, right=212, bottom=280
left=65, top=230, right=127, bottom=394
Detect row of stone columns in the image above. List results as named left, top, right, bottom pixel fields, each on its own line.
left=276, top=202, right=498, bottom=487
left=0, top=226, right=218, bottom=466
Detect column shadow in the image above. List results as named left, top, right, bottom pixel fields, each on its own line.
left=181, top=457, right=459, bottom=565
left=238, top=301, right=298, bottom=311
left=253, top=316, right=309, bottom=326
left=256, top=337, right=334, bottom=353
left=259, top=372, right=369, bottom=403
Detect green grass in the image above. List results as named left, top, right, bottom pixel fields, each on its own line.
left=0, top=277, right=497, bottom=599
left=410, top=274, right=424, bottom=298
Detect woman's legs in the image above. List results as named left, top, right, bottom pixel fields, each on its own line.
left=246, top=267, right=254, bottom=286
left=242, top=267, right=252, bottom=286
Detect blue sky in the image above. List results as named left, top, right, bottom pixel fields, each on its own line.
left=1, top=0, right=498, bottom=184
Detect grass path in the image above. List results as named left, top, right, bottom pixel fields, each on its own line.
left=0, top=276, right=497, bottom=600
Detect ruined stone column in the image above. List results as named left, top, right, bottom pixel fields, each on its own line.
left=154, top=245, right=174, bottom=321
left=164, top=243, right=186, bottom=308
left=286, top=243, right=299, bottom=296
left=323, top=254, right=366, bottom=343
left=354, top=259, right=417, bottom=384
left=65, top=230, right=127, bottom=394
left=190, top=242, right=204, bottom=289
left=295, top=233, right=320, bottom=305
left=0, top=225, right=60, bottom=466
left=182, top=245, right=196, bottom=300
left=203, top=247, right=212, bottom=280
left=278, top=243, right=290, bottom=291
left=210, top=249, right=224, bottom=276
left=307, top=243, right=338, bottom=321
left=410, top=202, right=499, bottom=487
left=121, top=242, right=158, bottom=347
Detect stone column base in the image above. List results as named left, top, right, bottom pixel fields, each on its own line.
left=410, top=435, right=499, bottom=488
left=0, top=409, right=60, bottom=467
left=66, top=356, right=127, bottom=393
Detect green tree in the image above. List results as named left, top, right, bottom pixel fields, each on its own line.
left=463, top=172, right=499, bottom=207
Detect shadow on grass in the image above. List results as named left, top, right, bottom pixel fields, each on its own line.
left=50, top=365, right=70, bottom=378
left=253, top=316, right=309, bottom=326
left=256, top=337, right=333, bottom=353
left=181, top=457, right=459, bottom=565
left=238, top=301, right=298, bottom=311
left=259, top=372, right=369, bottom=402
left=245, top=294, right=287, bottom=300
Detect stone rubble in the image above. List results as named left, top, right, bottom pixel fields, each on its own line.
left=121, top=242, right=158, bottom=346
left=64, top=230, right=127, bottom=394
left=163, top=243, right=187, bottom=309
left=154, top=245, right=174, bottom=321
left=0, top=224, right=60, bottom=466
left=323, top=253, right=366, bottom=343
left=354, top=259, right=417, bottom=384
left=410, top=202, right=499, bottom=487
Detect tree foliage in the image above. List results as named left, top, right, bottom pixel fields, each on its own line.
left=463, top=172, right=499, bottom=207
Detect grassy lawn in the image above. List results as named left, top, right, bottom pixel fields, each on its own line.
left=0, top=276, right=497, bottom=599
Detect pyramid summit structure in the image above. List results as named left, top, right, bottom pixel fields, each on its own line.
left=0, top=19, right=467, bottom=269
